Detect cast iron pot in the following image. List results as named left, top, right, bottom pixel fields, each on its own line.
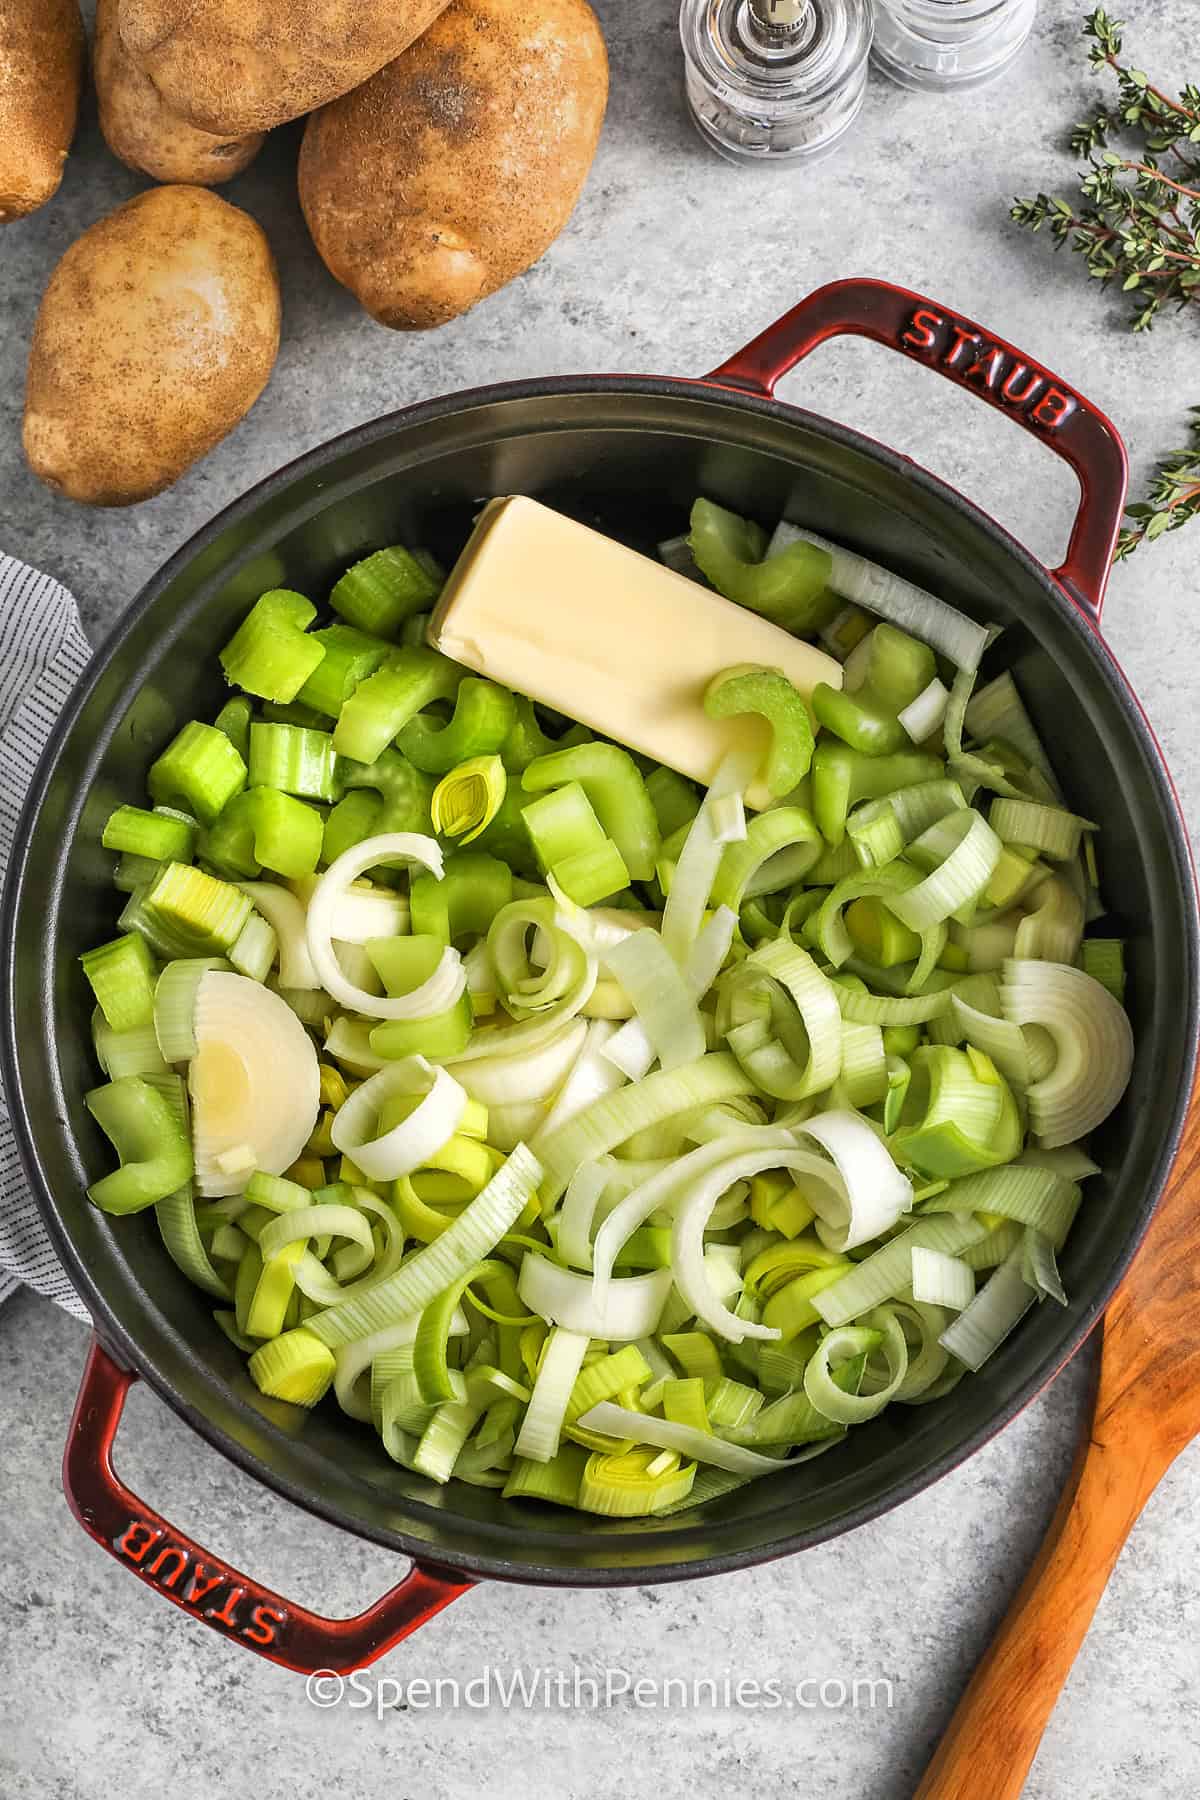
left=5, top=279, right=1197, bottom=1674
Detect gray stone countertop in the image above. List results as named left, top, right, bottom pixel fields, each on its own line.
left=2, top=1, right=1198, bottom=1795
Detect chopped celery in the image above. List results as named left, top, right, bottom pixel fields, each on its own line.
left=296, top=623, right=391, bottom=717
left=219, top=589, right=325, bottom=703
left=148, top=721, right=247, bottom=826
left=688, top=499, right=838, bottom=633
left=213, top=696, right=254, bottom=762
left=332, top=648, right=462, bottom=765
left=248, top=722, right=341, bottom=801
left=86, top=1075, right=193, bottom=1213
left=410, top=851, right=513, bottom=943
left=330, top=546, right=441, bottom=636
left=81, top=933, right=157, bottom=1031
left=202, top=789, right=323, bottom=881
left=339, top=748, right=436, bottom=837
left=103, top=805, right=196, bottom=864
left=704, top=666, right=816, bottom=798
left=522, top=742, right=659, bottom=881
left=398, top=677, right=517, bottom=774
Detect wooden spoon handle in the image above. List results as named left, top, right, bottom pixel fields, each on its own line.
left=913, top=1403, right=1162, bottom=1800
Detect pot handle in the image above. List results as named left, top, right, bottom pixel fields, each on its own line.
left=63, top=1335, right=473, bottom=1674
left=703, top=277, right=1129, bottom=623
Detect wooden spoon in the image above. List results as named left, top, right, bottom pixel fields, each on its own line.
left=915, top=1078, right=1200, bottom=1800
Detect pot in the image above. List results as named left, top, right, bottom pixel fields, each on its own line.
left=5, top=278, right=1196, bottom=1674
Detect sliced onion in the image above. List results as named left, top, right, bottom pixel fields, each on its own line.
left=238, top=882, right=319, bottom=989
left=538, top=1019, right=627, bottom=1137
left=661, top=750, right=758, bottom=966
left=576, top=1402, right=786, bottom=1476
left=518, top=1252, right=672, bottom=1339
left=803, top=1308, right=909, bottom=1423
left=938, top=1243, right=1034, bottom=1371
left=898, top=677, right=950, bottom=744
left=557, top=1163, right=610, bottom=1269
left=448, top=1017, right=587, bottom=1108
left=306, top=833, right=464, bottom=1021
left=794, top=1110, right=913, bottom=1253
left=591, top=1128, right=798, bottom=1303
left=513, top=1326, right=589, bottom=1462
left=1001, top=958, right=1133, bottom=1146
left=189, top=972, right=320, bottom=1196
left=331, top=1056, right=467, bottom=1180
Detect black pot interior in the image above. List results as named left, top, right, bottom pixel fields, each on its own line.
left=7, top=383, right=1197, bottom=1584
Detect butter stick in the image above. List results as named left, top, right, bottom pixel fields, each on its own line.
left=428, top=497, right=842, bottom=811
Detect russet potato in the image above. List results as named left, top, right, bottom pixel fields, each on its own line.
left=298, top=0, right=608, bottom=331
left=24, top=186, right=281, bottom=506
left=95, top=0, right=265, bottom=187
left=0, top=0, right=84, bottom=223
left=117, top=0, right=454, bottom=136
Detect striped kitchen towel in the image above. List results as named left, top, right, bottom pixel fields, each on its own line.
left=0, top=553, right=92, bottom=1319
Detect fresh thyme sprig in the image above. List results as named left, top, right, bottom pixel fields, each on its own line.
left=1011, top=10, right=1200, bottom=556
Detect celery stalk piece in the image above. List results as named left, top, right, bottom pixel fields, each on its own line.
left=248, top=722, right=342, bottom=801
left=645, top=765, right=701, bottom=840
left=92, top=1009, right=169, bottom=1080
left=203, top=789, right=324, bottom=880
left=323, top=789, right=383, bottom=866
left=704, top=666, right=816, bottom=798
left=811, top=742, right=944, bottom=847
left=521, top=781, right=607, bottom=868
left=102, top=805, right=196, bottom=864
left=554, top=841, right=631, bottom=906
left=688, top=499, right=838, bottom=633
left=339, top=748, right=435, bottom=837
left=398, top=677, right=517, bottom=774
left=471, top=782, right=539, bottom=878
left=1080, top=937, right=1125, bottom=1004
left=86, top=1074, right=193, bottom=1213
left=148, top=721, right=247, bottom=826
left=518, top=784, right=629, bottom=900
left=522, top=742, right=660, bottom=881
left=219, top=589, right=325, bottom=703
left=330, top=546, right=441, bottom=636
left=813, top=683, right=911, bottom=756
left=332, top=648, right=463, bottom=765
left=410, top=851, right=513, bottom=944
left=296, top=623, right=391, bottom=717
left=500, top=695, right=560, bottom=773
left=370, top=994, right=473, bottom=1061
left=213, top=696, right=253, bottom=763
left=81, top=933, right=158, bottom=1031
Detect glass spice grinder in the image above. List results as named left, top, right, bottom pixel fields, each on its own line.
left=679, top=0, right=874, bottom=165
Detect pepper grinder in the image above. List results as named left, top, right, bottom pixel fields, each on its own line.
left=870, top=0, right=1037, bottom=90
left=680, top=0, right=874, bottom=165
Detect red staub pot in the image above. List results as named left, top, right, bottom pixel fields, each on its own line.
left=4, top=279, right=1195, bottom=1672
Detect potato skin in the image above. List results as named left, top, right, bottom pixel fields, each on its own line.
left=23, top=186, right=281, bottom=507
left=95, top=0, right=265, bottom=186
left=0, top=0, right=84, bottom=223
left=117, top=0, right=454, bottom=136
left=298, top=0, right=608, bottom=331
